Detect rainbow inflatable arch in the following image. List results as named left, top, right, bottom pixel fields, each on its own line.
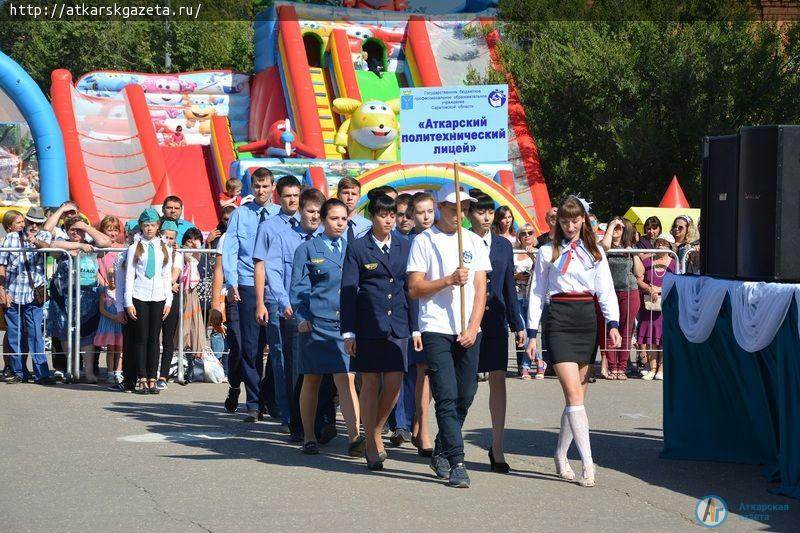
left=353, top=162, right=539, bottom=233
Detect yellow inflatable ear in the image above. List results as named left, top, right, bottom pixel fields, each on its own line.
left=332, top=98, right=362, bottom=116
left=386, top=99, right=401, bottom=115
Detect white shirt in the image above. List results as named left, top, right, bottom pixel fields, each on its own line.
left=513, top=254, right=533, bottom=300
left=479, top=230, right=492, bottom=249
left=215, top=233, right=228, bottom=297
left=113, top=250, right=127, bottom=313
left=372, top=233, right=390, bottom=250
left=124, top=237, right=173, bottom=308
left=407, top=225, right=492, bottom=335
left=526, top=240, right=619, bottom=333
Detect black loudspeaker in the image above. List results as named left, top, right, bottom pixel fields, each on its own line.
left=737, top=125, right=800, bottom=281
left=700, top=135, right=739, bottom=278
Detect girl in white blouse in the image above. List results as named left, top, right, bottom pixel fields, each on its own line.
left=124, top=208, right=173, bottom=394
left=525, top=196, right=621, bottom=487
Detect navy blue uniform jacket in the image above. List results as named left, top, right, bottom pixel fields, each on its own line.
left=482, top=234, right=524, bottom=338
left=340, top=231, right=418, bottom=339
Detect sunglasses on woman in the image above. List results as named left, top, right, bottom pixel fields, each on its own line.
left=518, top=230, right=534, bottom=237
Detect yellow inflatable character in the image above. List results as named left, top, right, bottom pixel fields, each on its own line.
left=332, top=98, right=400, bottom=161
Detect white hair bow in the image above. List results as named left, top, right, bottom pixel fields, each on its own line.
left=574, top=193, right=592, bottom=214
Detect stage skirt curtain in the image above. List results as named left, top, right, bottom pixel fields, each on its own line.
left=661, top=281, right=800, bottom=499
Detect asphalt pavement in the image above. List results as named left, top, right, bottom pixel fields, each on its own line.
left=1, top=372, right=796, bottom=532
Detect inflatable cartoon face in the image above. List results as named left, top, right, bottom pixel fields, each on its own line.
left=141, top=76, right=197, bottom=94
left=347, top=26, right=373, bottom=41
left=183, top=95, right=217, bottom=121
left=349, top=101, right=399, bottom=149
left=144, top=93, right=185, bottom=106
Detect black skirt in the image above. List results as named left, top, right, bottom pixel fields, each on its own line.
left=350, top=334, right=408, bottom=373
left=477, top=333, right=510, bottom=373
left=542, top=298, right=598, bottom=365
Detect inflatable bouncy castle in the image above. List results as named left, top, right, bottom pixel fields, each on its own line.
left=4, top=0, right=550, bottom=231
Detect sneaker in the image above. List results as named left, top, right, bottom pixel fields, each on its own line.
left=389, top=428, right=411, bottom=446
left=105, top=373, right=117, bottom=384
left=156, top=378, right=168, bottom=390
left=53, top=370, right=65, bottom=381
left=448, top=463, right=471, bottom=488
left=640, top=370, right=655, bottom=381
left=108, top=382, right=129, bottom=392
left=430, top=454, right=450, bottom=479
left=37, top=377, right=57, bottom=385
left=520, top=368, right=532, bottom=380
left=4, top=375, right=23, bottom=384
left=654, top=371, right=664, bottom=381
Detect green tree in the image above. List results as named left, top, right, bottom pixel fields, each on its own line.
left=482, top=1, right=800, bottom=217
left=0, top=20, right=254, bottom=93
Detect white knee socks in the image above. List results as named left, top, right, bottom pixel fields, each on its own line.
left=555, top=407, right=573, bottom=459
left=565, top=405, right=593, bottom=468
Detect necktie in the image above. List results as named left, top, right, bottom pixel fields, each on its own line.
left=290, top=218, right=297, bottom=228
left=347, top=220, right=356, bottom=242
left=332, top=239, right=340, bottom=254
left=259, top=208, right=266, bottom=223
left=304, top=233, right=313, bottom=241
left=560, top=241, right=579, bottom=275
left=145, top=242, right=156, bottom=279
left=382, top=243, right=390, bottom=256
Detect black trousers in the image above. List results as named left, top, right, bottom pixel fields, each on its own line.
left=159, top=298, right=180, bottom=379
left=225, top=297, right=242, bottom=389
left=131, top=299, right=165, bottom=379
left=122, top=318, right=136, bottom=389
left=424, top=332, right=481, bottom=466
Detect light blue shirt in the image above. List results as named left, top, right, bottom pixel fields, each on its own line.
left=345, top=214, right=371, bottom=243
left=320, top=232, right=345, bottom=255
left=253, top=210, right=301, bottom=266
left=222, top=201, right=280, bottom=289
left=264, top=222, right=323, bottom=312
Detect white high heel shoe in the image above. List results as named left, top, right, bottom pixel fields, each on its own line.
left=554, top=456, right=575, bottom=480
left=579, top=463, right=596, bottom=487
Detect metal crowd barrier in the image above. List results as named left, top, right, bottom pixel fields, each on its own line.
left=174, top=247, right=218, bottom=384
left=70, top=247, right=219, bottom=385
left=0, top=247, right=74, bottom=380
left=509, top=247, right=681, bottom=373
left=73, top=248, right=126, bottom=381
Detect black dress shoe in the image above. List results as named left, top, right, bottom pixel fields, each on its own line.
left=243, top=409, right=259, bottom=423
left=366, top=453, right=384, bottom=471
left=317, top=424, right=337, bottom=445
left=37, top=376, right=57, bottom=385
left=224, top=387, right=239, bottom=413
left=417, top=446, right=434, bottom=458
left=488, top=447, right=510, bottom=473
left=347, top=435, right=366, bottom=457
left=302, top=441, right=319, bottom=455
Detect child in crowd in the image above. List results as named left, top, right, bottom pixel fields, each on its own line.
left=218, top=178, right=243, bottom=209
left=97, top=215, right=122, bottom=287
left=179, top=228, right=208, bottom=364
left=124, top=208, right=173, bottom=394
left=95, top=266, right=124, bottom=384
left=169, top=125, right=186, bottom=146
left=157, top=219, right=183, bottom=390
